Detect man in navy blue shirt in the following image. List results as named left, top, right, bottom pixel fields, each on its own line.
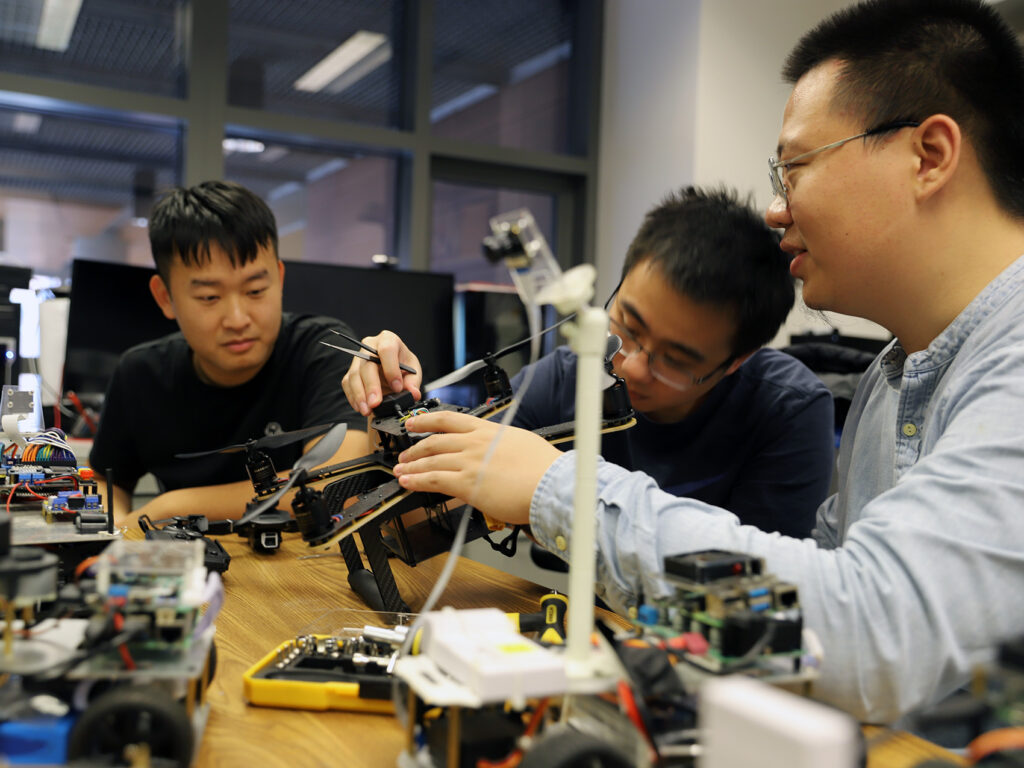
left=344, top=186, right=834, bottom=537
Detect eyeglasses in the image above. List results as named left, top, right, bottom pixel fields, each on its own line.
left=608, top=314, right=734, bottom=392
left=768, top=120, right=920, bottom=205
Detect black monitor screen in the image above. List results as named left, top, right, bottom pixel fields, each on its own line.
left=63, top=260, right=177, bottom=396
left=280, top=262, right=454, bottom=385
left=0, top=265, right=31, bottom=379
left=63, top=258, right=455, bottom=398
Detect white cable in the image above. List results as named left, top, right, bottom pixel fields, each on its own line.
left=193, top=572, right=224, bottom=637
left=398, top=294, right=546, bottom=658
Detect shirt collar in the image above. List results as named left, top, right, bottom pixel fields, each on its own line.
left=880, top=253, right=1024, bottom=384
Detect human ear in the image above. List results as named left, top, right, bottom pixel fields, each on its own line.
left=724, top=350, right=755, bottom=377
left=913, top=115, right=961, bottom=202
left=149, top=274, right=176, bottom=321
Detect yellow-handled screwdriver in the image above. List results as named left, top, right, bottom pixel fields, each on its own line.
left=507, top=592, right=568, bottom=645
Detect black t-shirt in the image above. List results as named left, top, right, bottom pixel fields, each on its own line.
left=89, top=313, right=363, bottom=493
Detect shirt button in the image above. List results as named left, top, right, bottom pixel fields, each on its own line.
left=902, top=423, right=918, bottom=437
left=554, top=535, right=568, bottom=551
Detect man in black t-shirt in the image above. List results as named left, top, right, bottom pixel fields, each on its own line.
left=90, top=181, right=366, bottom=527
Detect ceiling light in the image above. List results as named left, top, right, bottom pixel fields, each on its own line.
left=12, top=113, right=42, bottom=134
left=306, top=158, right=348, bottom=182
left=259, top=146, right=289, bottom=163
left=36, top=0, right=83, bottom=52
left=293, top=31, right=391, bottom=94
left=222, top=138, right=265, bottom=154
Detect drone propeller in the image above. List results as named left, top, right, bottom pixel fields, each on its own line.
left=175, top=423, right=336, bottom=459
left=424, top=321, right=624, bottom=393
left=236, top=422, right=349, bottom=526
left=424, top=315, right=575, bottom=392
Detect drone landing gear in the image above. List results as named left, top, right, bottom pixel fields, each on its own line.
left=338, top=527, right=410, bottom=614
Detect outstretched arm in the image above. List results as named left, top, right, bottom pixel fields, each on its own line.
left=107, top=427, right=369, bottom=528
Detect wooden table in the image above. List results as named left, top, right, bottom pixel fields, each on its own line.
left=191, top=535, right=966, bottom=768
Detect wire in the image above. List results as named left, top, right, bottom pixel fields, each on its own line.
left=65, top=391, right=98, bottom=435
left=391, top=257, right=554, bottom=737
left=74, top=555, right=100, bottom=582
left=397, top=293, right=547, bottom=660
left=5, top=484, right=21, bottom=514
left=112, top=613, right=136, bottom=671
left=617, top=680, right=657, bottom=756
left=720, top=622, right=778, bottom=672
left=475, top=699, right=550, bottom=768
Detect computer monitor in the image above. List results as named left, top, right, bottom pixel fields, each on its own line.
left=280, top=262, right=455, bottom=386
left=0, top=265, right=32, bottom=383
left=62, top=259, right=178, bottom=398
left=62, top=258, right=456, bottom=400
left=440, top=283, right=558, bottom=406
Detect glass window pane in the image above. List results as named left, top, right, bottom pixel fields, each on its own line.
left=432, top=0, right=578, bottom=154
left=432, top=180, right=558, bottom=404
left=228, top=0, right=403, bottom=127
left=431, top=180, right=556, bottom=284
left=0, top=103, right=182, bottom=275
left=0, top=0, right=188, bottom=98
left=224, top=132, right=397, bottom=266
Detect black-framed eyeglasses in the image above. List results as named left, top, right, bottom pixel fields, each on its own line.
left=608, top=316, right=733, bottom=391
left=768, top=120, right=920, bottom=205
left=604, top=286, right=734, bottom=391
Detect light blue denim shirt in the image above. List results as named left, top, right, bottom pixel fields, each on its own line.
left=529, top=254, right=1024, bottom=723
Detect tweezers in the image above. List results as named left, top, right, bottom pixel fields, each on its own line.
left=322, top=330, right=418, bottom=375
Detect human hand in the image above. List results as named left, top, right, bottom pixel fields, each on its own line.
left=114, top=506, right=145, bottom=530
left=392, top=411, right=561, bottom=525
left=341, top=331, right=422, bottom=416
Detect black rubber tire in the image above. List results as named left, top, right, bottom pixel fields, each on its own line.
left=518, top=729, right=634, bottom=768
left=66, top=684, right=193, bottom=767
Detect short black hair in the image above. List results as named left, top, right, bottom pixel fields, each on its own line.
left=149, top=180, right=279, bottom=283
left=621, top=186, right=794, bottom=356
left=783, top=0, right=1024, bottom=218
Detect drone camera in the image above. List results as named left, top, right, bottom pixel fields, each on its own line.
left=244, top=510, right=293, bottom=554
left=481, top=223, right=528, bottom=267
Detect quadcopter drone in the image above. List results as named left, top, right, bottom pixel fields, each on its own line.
left=172, top=423, right=341, bottom=555
left=181, top=324, right=635, bottom=615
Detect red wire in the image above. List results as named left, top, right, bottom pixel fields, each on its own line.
left=5, top=483, right=20, bottom=514
left=617, top=680, right=655, bottom=752
left=66, top=391, right=97, bottom=435
left=111, top=613, right=136, bottom=671
left=21, top=485, right=46, bottom=500
left=476, top=700, right=550, bottom=768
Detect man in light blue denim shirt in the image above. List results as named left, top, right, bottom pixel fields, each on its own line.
left=392, top=0, right=1024, bottom=724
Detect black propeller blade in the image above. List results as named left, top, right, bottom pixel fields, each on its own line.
left=175, top=423, right=335, bottom=459
left=236, top=422, right=349, bottom=526
left=424, top=320, right=622, bottom=393
left=424, top=314, right=575, bottom=392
